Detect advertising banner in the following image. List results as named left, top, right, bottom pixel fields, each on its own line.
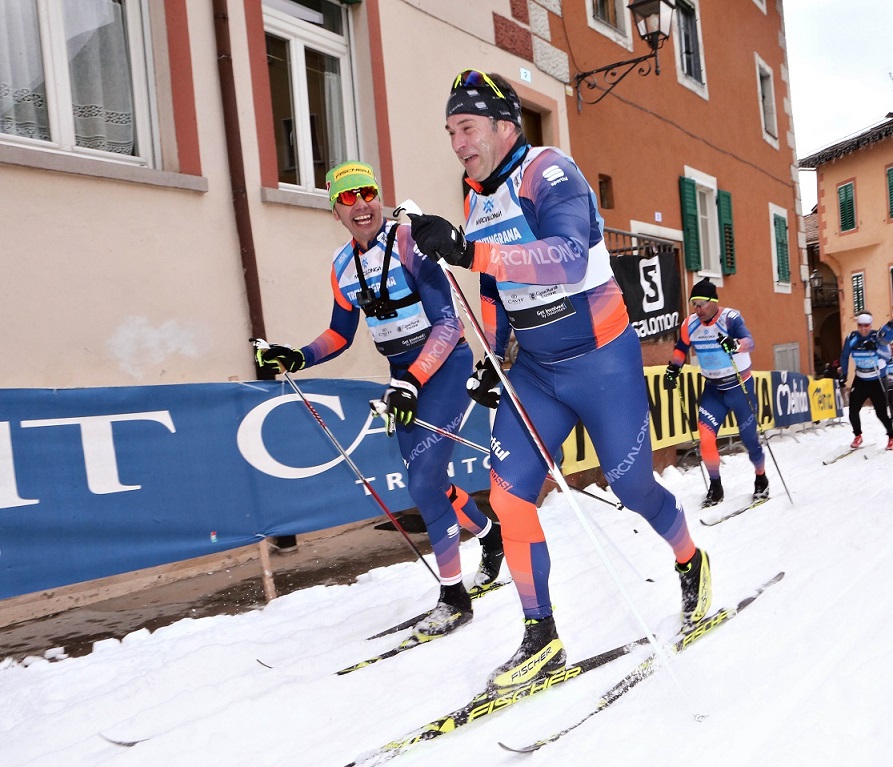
left=610, top=249, right=682, bottom=340
left=0, top=380, right=491, bottom=599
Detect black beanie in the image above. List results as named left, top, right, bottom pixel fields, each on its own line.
left=690, top=278, right=718, bottom=302
left=446, top=71, right=522, bottom=127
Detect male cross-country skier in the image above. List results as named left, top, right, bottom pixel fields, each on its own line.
left=256, top=161, right=503, bottom=640
left=407, top=70, right=710, bottom=692
left=837, top=311, right=893, bottom=450
left=663, top=278, right=769, bottom=507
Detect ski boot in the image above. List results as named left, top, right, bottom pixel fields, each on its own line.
left=413, top=583, right=472, bottom=640
left=676, top=549, right=712, bottom=627
left=701, top=478, right=724, bottom=508
left=473, top=521, right=505, bottom=589
left=753, top=473, right=769, bottom=501
left=487, top=615, right=566, bottom=691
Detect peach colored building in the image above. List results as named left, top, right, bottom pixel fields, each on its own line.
left=800, top=116, right=893, bottom=349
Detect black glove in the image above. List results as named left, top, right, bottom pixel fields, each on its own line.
left=257, top=344, right=305, bottom=373
left=663, top=363, right=682, bottom=390
left=716, top=333, right=739, bottom=355
left=838, top=374, right=847, bottom=387
left=408, top=213, right=475, bottom=268
left=467, top=358, right=502, bottom=408
left=382, top=373, right=420, bottom=432
left=861, top=339, right=876, bottom=351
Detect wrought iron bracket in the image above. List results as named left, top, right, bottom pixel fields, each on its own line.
left=572, top=49, right=661, bottom=111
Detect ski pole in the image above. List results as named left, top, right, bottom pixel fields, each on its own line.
left=407, top=414, right=656, bottom=584
left=398, top=201, right=681, bottom=689
left=404, top=409, right=624, bottom=510
left=251, top=340, right=439, bottom=584
left=727, top=354, right=793, bottom=505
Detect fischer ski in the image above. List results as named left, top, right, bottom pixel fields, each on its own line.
left=344, top=637, right=648, bottom=766
left=365, top=580, right=509, bottom=640
left=700, top=497, right=769, bottom=526
left=499, top=571, right=785, bottom=754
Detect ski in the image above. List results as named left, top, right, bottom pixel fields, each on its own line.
left=822, top=445, right=866, bottom=465
left=498, top=571, right=785, bottom=754
left=365, top=580, right=510, bottom=640
left=700, top=497, right=768, bottom=526
left=337, top=632, right=447, bottom=676
left=344, top=637, right=648, bottom=766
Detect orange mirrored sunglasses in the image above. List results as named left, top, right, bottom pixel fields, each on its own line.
left=335, top=186, right=378, bottom=206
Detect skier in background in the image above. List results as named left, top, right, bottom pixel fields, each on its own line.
left=837, top=312, right=893, bottom=450
left=664, top=278, right=768, bottom=507
left=257, top=161, right=503, bottom=641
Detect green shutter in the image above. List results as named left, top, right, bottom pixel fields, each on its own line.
left=717, top=189, right=736, bottom=275
left=773, top=214, right=790, bottom=283
left=679, top=176, right=701, bottom=270
left=887, top=167, right=893, bottom=219
left=838, top=183, right=855, bottom=231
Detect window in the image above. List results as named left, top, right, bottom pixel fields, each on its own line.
left=755, top=54, right=778, bottom=146
left=593, top=0, right=625, bottom=31
left=263, top=0, right=356, bottom=192
left=598, top=174, right=614, bottom=210
left=679, top=171, right=735, bottom=277
left=677, top=1, right=703, bottom=84
left=769, top=204, right=791, bottom=290
left=886, top=166, right=893, bottom=220
left=586, top=0, right=632, bottom=47
left=852, top=272, right=865, bottom=315
left=0, top=0, right=155, bottom=164
left=773, top=343, right=800, bottom=373
left=837, top=181, right=856, bottom=232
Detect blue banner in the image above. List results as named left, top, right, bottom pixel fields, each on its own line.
left=0, top=380, right=491, bottom=599
left=771, top=371, right=813, bottom=427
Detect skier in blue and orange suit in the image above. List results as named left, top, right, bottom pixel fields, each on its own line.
left=663, top=278, right=768, bottom=507
left=257, top=161, right=503, bottom=641
left=409, top=70, right=710, bottom=692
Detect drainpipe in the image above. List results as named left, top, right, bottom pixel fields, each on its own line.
left=212, top=0, right=272, bottom=379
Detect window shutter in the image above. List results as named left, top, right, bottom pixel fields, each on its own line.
left=679, top=176, right=701, bottom=270
left=717, top=189, right=736, bottom=275
left=887, top=167, right=893, bottom=219
left=838, top=183, right=855, bottom=231
left=773, top=214, right=790, bottom=283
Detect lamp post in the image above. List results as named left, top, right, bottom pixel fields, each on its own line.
left=572, top=0, right=676, bottom=111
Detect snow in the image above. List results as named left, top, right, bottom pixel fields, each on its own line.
left=2, top=416, right=890, bottom=767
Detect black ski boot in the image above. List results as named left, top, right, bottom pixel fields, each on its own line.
left=473, top=521, right=505, bottom=589
left=701, top=478, right=724, bottom=508
left=753, top=473, right=769, bottom=501
left=487, top=615, right=566, bottom=691
left=676, top=549, right=712, bottom=626
left=413, top=583, right=472, bottom=640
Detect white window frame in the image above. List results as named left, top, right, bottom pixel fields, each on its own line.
left=755, top=53, right=778, bottom=148
left=683, top=166, right=723, bottom=283
left=773, top=343, right=800, bottom=373
left=0, top=0, right=156, bottom=167
left=852, top=272, right=865, bottom=315
left=768, top=202, right=792, bottom=293
left=585, top=0, right=633, bottom=51
left=263, top=1, right=357, bottom=195
left=674, top=0, right=708, bottom=100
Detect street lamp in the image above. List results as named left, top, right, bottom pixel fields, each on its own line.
left=809, top=269, right=823, bottom=291
left=572, top=0, right=676, bottom=111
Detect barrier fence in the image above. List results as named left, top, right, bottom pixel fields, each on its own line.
left=0, top=370, right=842, bottom=600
